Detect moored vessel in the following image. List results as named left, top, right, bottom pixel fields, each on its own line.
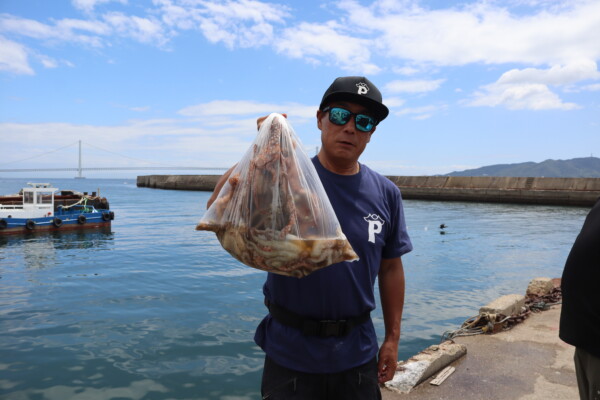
left=0, top=183, right=114, bottom=235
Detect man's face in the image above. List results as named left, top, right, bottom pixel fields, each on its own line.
left=317, top=101, right=376, bottom=165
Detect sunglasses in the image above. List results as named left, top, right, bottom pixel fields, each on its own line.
left=322, top=107, right=377, bottom=133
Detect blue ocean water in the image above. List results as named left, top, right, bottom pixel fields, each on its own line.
left=0, top=177, right=590, bottom=399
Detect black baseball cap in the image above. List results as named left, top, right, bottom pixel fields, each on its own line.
left=319, top=76, right=389, bottom=123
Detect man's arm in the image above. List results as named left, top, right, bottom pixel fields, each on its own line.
left=206, top=164, right=236, bottom=209
left=377, top=256, right=405, bottom=383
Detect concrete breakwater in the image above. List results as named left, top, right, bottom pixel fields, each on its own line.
left=386, top=175, right=600, bottom=206
left=137, top=175, right=600, bottom=207
left=137, top=175, right=221, bottom=191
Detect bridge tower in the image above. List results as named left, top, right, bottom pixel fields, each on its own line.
left=75, top=140, right=85, bottom=179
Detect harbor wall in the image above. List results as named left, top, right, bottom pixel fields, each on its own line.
left=136, top=174, right=221, bottom=191
left=137, top=174, right=600, bottom=207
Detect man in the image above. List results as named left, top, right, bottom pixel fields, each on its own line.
left=559, top=198, right=600, bottom=400
left=209, top=76, right=412, bottom=399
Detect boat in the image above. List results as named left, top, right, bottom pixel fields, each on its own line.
left=0, top=183, right=114, bottom=235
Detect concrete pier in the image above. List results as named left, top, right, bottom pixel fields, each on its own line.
left=382, top=304, right=577, bottom=400
left=137, top=174, right=600, bottom=207
left=383, top=278, right=577, bottom=399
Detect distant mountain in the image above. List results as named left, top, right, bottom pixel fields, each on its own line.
left=446, top=157, right=600, bottom=178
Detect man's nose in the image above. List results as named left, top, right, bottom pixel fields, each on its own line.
left=341, top=115, right=358, bottom=134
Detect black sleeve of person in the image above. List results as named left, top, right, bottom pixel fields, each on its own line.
left=559, top=197, right=600, bottom=357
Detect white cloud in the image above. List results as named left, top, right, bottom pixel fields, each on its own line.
left=38, top=55, right=58, bottom=68
left=155, top=0, right=290, bottom=49
left=466, top=60, right=598, bottom=110
left=72, top=0, right=128, bottom=14
left=56, top=18, right=111, bottom=35
left=395, top=104, right=444, bottom=119
left=178, top=100, right=316, bottom=119
left=0, top=96, right=326, bottom=172
left=274, top=21, right=380, bottom=74
left=0, top=14, right=106, bottom=47
left=392, top=65, right=422, bottom=76
left=199, top=0, right=289, bottom=25
left=171, top=0, right=600, bottom=71
left=5, top=0, right=599, bottom=77
left=0, top=35, right=33, bottom=75
left=343, top=0, right=600, bottom=66
left=385, top=79, right=445, bottom=93
left=0, top=120, right=253, bottom=169
left=0, top=11, right=169, bottom=49
left=581, top=83, right=600, bottom=91
left=468, top=82, right=579, bottom=110
left=497, top=60, right=600, bottom=85
left=0, top=14, right=55, bottom=39
left=153, top=0, right=197, bottom=30
left=103, top=12, right=169, bottom=46
left=383, top=97, right=406, bottom=108
left=2, top=0, right=600, bottom=84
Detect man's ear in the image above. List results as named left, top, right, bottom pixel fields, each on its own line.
left=316, top=109, right=323, bottom=130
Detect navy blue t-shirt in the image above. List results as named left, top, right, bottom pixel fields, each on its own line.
left=254, top=156, right=412, bottom=373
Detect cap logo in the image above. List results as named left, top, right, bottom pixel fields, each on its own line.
left=356, top=82, right=369, bottom=95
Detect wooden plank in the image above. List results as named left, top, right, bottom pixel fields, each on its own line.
left=430, top=366, right=455, bottom=386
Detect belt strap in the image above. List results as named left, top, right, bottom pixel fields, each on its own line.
left=265, top=299, right=370, bottom=338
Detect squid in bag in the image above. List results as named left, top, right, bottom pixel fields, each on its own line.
left=196, top=113, right=358, bottom=278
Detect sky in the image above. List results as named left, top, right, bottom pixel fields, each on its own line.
left=0, top=0, right=599, bottom=179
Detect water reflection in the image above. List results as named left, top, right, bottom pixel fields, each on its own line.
left=1, top=227, right=114, bottom=253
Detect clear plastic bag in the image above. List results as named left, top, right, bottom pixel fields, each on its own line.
left=196, top=113, right=358, bottom=278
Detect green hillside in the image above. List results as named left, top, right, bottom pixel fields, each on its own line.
left=446, top=157, right=600, bottom=177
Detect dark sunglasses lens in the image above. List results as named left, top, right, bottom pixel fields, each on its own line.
left=355, top=115, right=375, bottom=132
left=329, top=108, right=352, bottom=125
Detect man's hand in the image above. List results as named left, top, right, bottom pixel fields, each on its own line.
left=378, top=339, right=398, bottom=383
left=257, top=113, right=287, bottom=130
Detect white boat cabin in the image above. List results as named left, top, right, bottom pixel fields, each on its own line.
left=0, top=183, right=57, bottom=219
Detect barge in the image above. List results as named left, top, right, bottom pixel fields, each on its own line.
left=0, top=183, right=114, bottom=235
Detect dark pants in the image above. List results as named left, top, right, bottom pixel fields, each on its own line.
left=261, top=356, right=381, bottom=400
left=574, top=347, right=600, bottom=400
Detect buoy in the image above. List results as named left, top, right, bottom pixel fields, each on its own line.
left=77, top=215, right=87, bottom=224
left=0, top=219, right=7, bottom=229
left=102, top=212, right=110, bottom=221
left=53, top=218, right=63, bottom=227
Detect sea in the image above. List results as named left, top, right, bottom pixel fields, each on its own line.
left=0, top=177, right=591, bottom=400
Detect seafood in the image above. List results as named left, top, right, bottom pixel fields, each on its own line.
left=196, top=113, right=358, bottom=278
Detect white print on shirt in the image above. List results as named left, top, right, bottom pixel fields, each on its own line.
left=364, top=214, right=385, bottom=243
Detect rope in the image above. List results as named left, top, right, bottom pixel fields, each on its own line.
left=59, top=195, right=100, bottom=211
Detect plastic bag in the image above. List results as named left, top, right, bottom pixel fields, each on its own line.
left=196, top=113, right=358, bottom=278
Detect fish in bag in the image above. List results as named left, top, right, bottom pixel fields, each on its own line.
left=196, top=113, right=358, bottom=278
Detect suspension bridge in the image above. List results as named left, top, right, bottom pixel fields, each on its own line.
left=0, top=141, right=228, bottom=178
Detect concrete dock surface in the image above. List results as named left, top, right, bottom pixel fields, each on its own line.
left=383, top=304, right=579, bottom=400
